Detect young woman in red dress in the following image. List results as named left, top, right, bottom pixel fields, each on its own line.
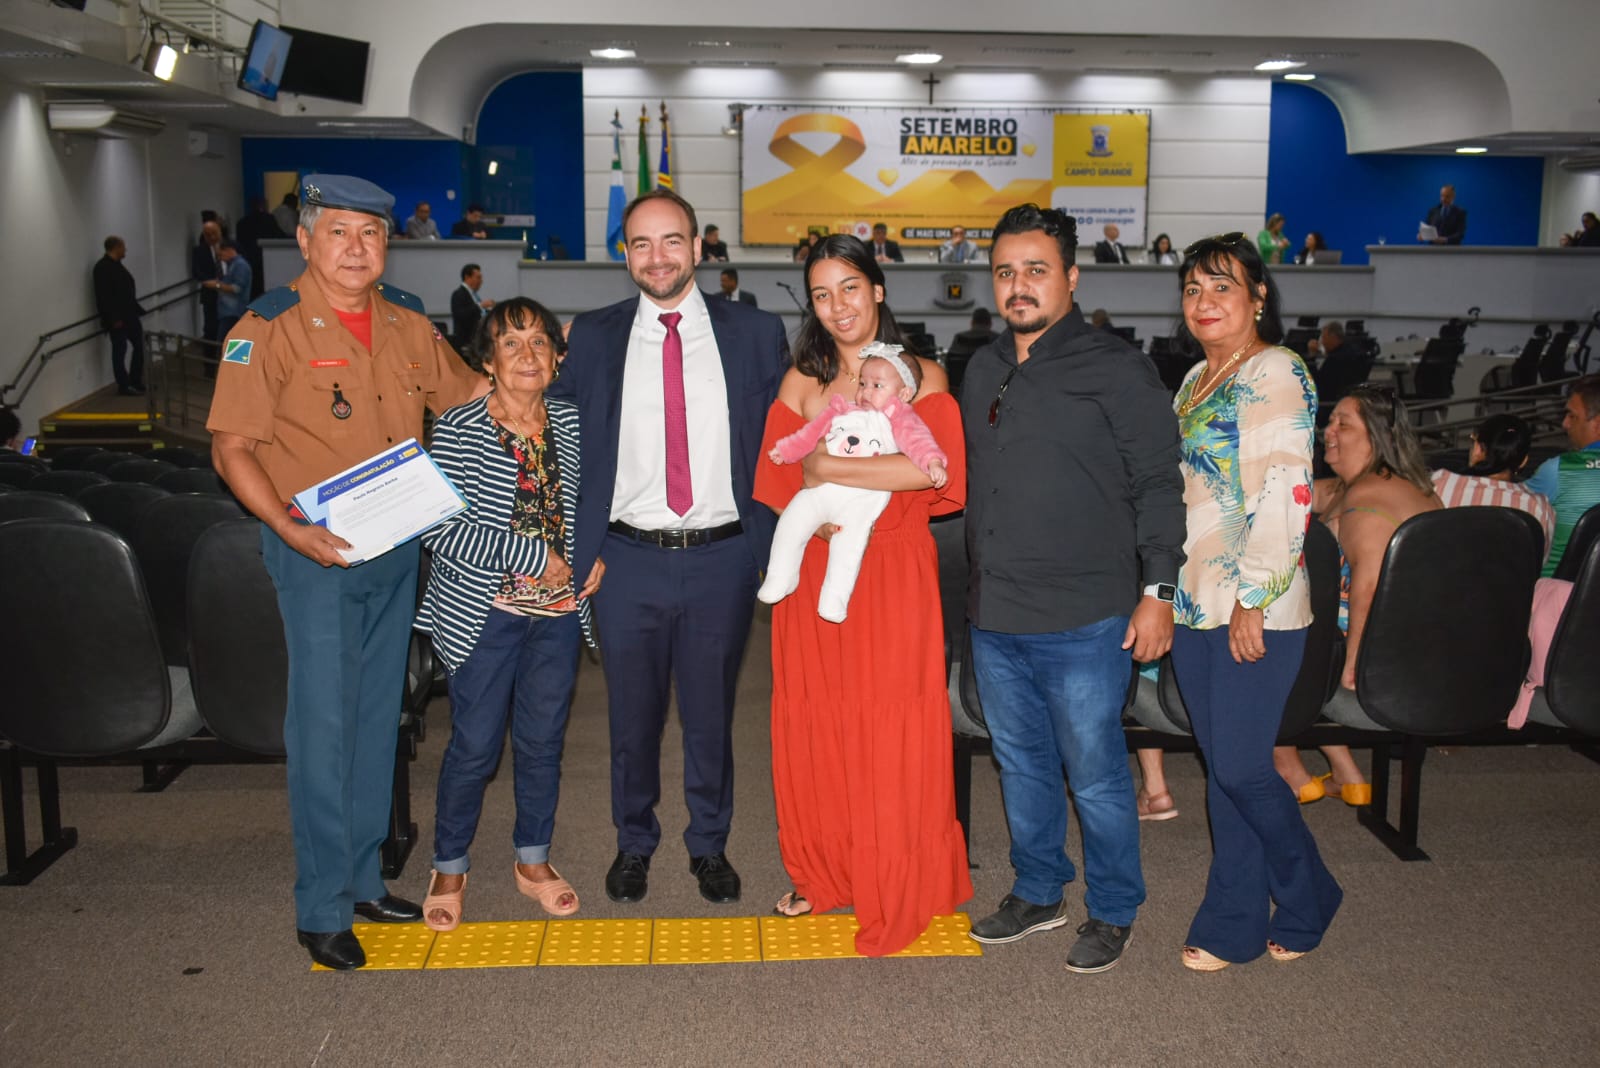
left=754, top=235, right=973, bottom=956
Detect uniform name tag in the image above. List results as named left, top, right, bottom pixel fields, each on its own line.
left=310, top=358, right=350, bottom=368
left=222, top=339, right=253, bottom=365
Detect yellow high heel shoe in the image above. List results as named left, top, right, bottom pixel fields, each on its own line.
left=1316, top=772, right=1372, bottom=806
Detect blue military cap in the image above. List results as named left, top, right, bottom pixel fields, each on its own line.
left=300, top=174, right=395, bottom=220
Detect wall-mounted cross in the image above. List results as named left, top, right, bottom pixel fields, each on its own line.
left=922, top=71, right=941, bottom=105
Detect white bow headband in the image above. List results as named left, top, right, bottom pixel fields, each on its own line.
left=860, top=341, right=916, bottom=391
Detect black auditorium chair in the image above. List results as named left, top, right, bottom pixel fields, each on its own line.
left=1539, top=322, right=1578, bottom=383
left=0, top=464, right=39, bottom=489
left=108, top=458, right=175, bottom=484
left=29, top=469, right=108, bottom=495
left=185, top=516, right=425, bottom=876
left=1397, top=336, right=1464, bottom=405
left=0, top=519, right=199, bottom=882
left=153, top=445, right=210, bottom=469
left=154, top=467, right=224, bottom=495
left=132, top=494, right=246, bottom=669
left=186, top=517, right=288, bottom=755
left=0, top=491, right=91, bottom=523
left=44, top=445, right=103, bottom=471
left=1510, top=325, right=1550, bottom=389
left=79, top=450, right=140, bottom=475
left=76, top=482, right=170, bottom=544
left=1321, top=507, right=1542, bottom=858
left=1527, top=535, right=1600, bottom=736
left=0, top=453, right=46, bottom=471
left=1553, top=502, right=1600, bottom=583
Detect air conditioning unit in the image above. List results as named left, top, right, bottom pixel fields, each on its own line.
left=47, top=102, right=165, bottom=138
left=1559, top=151, right=1600, bottom=174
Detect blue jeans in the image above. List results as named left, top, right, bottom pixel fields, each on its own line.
left=1170, top=624, right=1341, bottom=960
left=969, top=617, right=1145, bottom=926
left=433, top=609, right=581, bottom=874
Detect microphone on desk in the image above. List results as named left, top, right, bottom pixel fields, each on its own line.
left=775, top=280, right=807, bottom=314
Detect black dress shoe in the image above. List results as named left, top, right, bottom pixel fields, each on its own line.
left=690, top=852, right=741, bottom=904
left=353, top=894, right=423, bottom=923
left=605, top=851, right=650, bottom=903
left=297, top=929, right=366, bottom=970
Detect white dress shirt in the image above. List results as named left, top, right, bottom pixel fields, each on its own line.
left=613, top=286, right=740, bottom=529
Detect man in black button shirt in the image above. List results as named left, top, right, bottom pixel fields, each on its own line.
left=961, top=203, right=1185, bottom=973
left=93, top=235, right=147, bottom=395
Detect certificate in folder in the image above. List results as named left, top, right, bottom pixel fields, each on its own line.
left=1417, top=222, right=1438, bottom=242
left=289, top=439, right=467, bottom=565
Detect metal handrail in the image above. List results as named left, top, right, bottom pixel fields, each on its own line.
left=2, top=279, right=201, bottom=409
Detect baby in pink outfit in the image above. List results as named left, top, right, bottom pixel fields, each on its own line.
left=759, top=344, right=946, bottom=622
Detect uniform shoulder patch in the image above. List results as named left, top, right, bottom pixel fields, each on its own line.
left=246, top=286, right=301, bottom=321
left=222, top=338, right=253, bottom=365
left=377, top=283, right=425, bottom=316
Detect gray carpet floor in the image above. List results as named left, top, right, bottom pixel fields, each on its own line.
left=4, top=607, right=1600, bottom=1066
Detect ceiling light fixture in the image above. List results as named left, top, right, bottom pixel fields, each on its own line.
left=590, top=47, right=636, bottom=60
left=1455, top=146, right=1488, bottom=154
left=896, top=53, right=942, bottom=65
left=143, top=42, right=178, bottom=81
left=487, top=160, right=499, bottom=175
left=1284, top=72, right=1317, bottom=81
left=1254, top=59, right=1305, bottom=72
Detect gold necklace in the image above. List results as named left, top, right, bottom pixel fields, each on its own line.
left=494, top=398, right=545, bottom=439
left=1178, top=342, right=1257, bottom=417
left=839, top=360, right=861, bottom=384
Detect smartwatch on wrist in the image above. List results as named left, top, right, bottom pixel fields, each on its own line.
left=1143, top=582, right=1176, bottom=603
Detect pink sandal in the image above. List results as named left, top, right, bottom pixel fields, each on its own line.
left=515, top=864, right=580, bottom=917
left=423, top=871, right=466, bottom=932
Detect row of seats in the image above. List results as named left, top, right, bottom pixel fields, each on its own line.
left=0, top=493, right=431, bottom=884
left=934, top=505, right=1600, bottom=861
left=0, top=457, right=223, bottom=496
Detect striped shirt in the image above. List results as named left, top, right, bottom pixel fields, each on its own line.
left=415, top=394, right=594, bottom=672
left=1524, top=443, right=1600, bottom=577
left=1430, top=469, right=1556, bottom=565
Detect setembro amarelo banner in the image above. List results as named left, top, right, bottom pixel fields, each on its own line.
left=740, top=107, right=1150, bottom=252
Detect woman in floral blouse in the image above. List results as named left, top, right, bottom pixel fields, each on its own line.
left=1167, top=233, right=1342, bottom=972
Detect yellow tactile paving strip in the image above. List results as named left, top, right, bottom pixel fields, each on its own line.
left=312, top=913, right=980, bottom=971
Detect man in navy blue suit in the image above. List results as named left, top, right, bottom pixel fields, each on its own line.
left=557, top=189, right=788, bottom=905
left=1424, top=184, right=1467, bottom=245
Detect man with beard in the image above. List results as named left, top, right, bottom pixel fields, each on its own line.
left=959, top=203, right=1184, bottom=974
left=555, top=189, right=788, bottom=907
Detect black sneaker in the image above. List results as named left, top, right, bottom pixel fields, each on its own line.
left=1065, top=918, right=1133, bottom=973
left=968, top=894, right=1070, bottom=945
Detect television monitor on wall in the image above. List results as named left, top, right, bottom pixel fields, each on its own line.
left=278, top=26, right=370, bottom=105
left=237, top=21, right=293, bottom=102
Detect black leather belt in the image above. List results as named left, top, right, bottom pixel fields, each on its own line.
left=608, top=519, right=743, bottom=549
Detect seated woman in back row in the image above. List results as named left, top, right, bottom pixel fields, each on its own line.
left=1275, top=384, right=1442, bottom=802
left=1431, top=413, right=1555, bottom=564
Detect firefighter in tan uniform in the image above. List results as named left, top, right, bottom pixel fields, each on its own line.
left=207, top=175, right=487, bottom=970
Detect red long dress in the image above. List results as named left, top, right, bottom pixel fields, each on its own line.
left=754, top=392, right=974, bottom=956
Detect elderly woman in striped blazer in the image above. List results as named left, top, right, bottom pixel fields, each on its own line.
left=414, top=296, right=600, bottom=931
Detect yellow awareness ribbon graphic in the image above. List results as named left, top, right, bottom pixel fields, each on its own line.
left=744, top=113, right=879, bottom=215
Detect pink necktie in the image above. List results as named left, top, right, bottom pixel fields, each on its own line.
left=659, top=311, right=692, bottom=516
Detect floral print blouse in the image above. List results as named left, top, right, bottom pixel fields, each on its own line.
left=493, top=423, right=577, bottom=617
left=1173, top=345, right=1317, bottom=632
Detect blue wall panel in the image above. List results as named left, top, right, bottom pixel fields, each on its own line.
left=239, top=70, right=586, bottom=260
left=473, top=71, right=586, bottom=261
left=238, top=137, right=468, bottom=233
left=1265, top=82, right=1543, bottom=265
